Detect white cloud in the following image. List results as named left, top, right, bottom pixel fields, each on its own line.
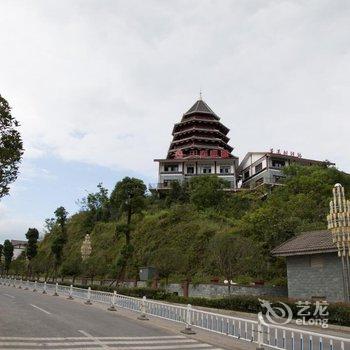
left=0, top=203, right=42, bottom=243
left=0, top=0, right=349, bottom=176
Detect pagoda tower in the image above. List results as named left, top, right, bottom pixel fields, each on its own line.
left=153, top=98, right=238, bottom=191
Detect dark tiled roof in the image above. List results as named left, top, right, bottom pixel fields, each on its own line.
left=184, top=99, right=218, bottom=118
left=271, top=230, right=337, bottom=257
left=11, top=240, right=27, bottom=247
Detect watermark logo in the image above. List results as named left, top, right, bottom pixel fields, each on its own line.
left=258, top=299, right=329, bottom=328
left=258, top=299, right=293, bottom=325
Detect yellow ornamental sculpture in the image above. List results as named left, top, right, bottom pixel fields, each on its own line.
left=81, top=234, right=92, bottom=261
left=327, top=183, right=350, bottom=301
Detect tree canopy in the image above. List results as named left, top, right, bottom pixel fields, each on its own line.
left=14, top=166, right=350, bottom=286
left=3, top=240, right=14, bottom=272
left=0, top=95, right=24, bottom=198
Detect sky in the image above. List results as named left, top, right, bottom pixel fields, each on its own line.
left=1, top=0, right=350, bottom=242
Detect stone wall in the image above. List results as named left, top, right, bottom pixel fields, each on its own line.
left=61, top=277, right=287, bottom=299
left=164, top=283, right=287, bottom=298
left=286, top=252, right=344, bottom=302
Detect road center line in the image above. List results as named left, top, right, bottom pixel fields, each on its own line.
left=2, top=293, right=15, bottom=299
left=30, top=304, right=51, bottom=315
left=78, top=330, right=109, bottom=349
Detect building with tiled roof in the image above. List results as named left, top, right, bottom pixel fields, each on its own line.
left=272, top=230, right=344, bottom=302
left=10, top=239, right=27, bottom=259
left=238, top=150, right=334, bottom=190
left=271, top=230, right=337, bottom=256
left=152, top=98, right=238, bottom=192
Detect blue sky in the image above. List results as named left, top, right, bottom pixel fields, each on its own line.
left=1, top=156, right=153, bottom=240
left=1, top=0, right=350, bottom=241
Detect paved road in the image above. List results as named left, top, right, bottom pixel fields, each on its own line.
left=0, top=285, right=224, bottom=350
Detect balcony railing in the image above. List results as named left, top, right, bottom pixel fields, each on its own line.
left=149, top=180, right=236, bottom=191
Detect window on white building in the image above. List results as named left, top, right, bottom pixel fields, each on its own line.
left=220, top=166, right=231, bottom=174
left=164, top=164, right=179, bottom=172
left=187, top=166, right=195, bottom=174
left=271, top=159, right=286, bottom=168
left=255, top=163, right=263, bottom=173
left=202, top=165, right=212, bottom=174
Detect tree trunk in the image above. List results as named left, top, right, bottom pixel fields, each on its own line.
left=125, top=207, right=132, bottom=245
left=182, top=279, right=190, bottom=298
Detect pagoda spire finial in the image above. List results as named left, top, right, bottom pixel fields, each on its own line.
left=199, top=89, right=202, bottom=100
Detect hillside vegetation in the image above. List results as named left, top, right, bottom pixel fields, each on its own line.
left=9, top=165, right=350, bottom=287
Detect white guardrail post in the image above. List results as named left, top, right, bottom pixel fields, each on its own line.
left=137, top=296, right=149, bottom=320
left=181, top=304, right=196, bottom=334
left=53, top=282, right=59, bottom=296
left=43, top=281, right=47, bottom=294
left=108, top=291, right=117, bottom=311
left=256, top=314, right=265, bottom=350
left=85, top=287, right=92, bottom=305
left=67, top=285, right=74, bottom=300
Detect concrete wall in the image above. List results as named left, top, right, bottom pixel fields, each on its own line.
left=164, top=283, right=287, bottom=298
left=286, top=253, right=344, bottom=302
left=63, top=278, right=287, bottom=299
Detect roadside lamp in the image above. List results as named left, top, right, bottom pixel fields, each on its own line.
left=327, top=183, right=350, bottom=302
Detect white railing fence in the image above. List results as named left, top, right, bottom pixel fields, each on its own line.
left=1, top=277, right=349, bottom=350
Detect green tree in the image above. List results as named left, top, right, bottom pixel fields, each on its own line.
left=44, top=218, right=55, bottom=234
left=0, top=95, right=24, bottom=198
left=209, top=233, right=261, bottom=293
left=9, top=254, right=26, bottom=277
left=189, top=175, right=229, bottom=209
left=54, top=206, right=68, bottom=237
left=79, top=183, right=111, bottom=229
left=51, top=235, right=66, bottom=280
left=110, top=177, right=146, bottom=243
left=0, top=243, right=3, bottom=274
left=50, top=206, right=68, bottom=279
left=110, top=177, right=146, bottom=282
left=151, top=247, right=184, bottom=287
left=25, top=228, right=39, bottom=277
left=3, top=240, right=14, bottom=273
left=60, top=256, right=82, bottom=284
left=165, top=181, right=189, bottom=205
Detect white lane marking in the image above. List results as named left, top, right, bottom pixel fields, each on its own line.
left=0, top=340, right=196, bottom=346
left=98, top=336, right=186, bottom=340
left=0, top=342, right=95, bottom=346
left=103, top=340, right=197, bottom=345
left=0, top=337, right=88, bottom=340
left=30, top=304, right=51, bottom=315
left=93, top=345, right=213, bottom=350
left=0, top=348, right=102, bottom=350
left=2, top=293, right=15, bottom=299
left=0, top=336, right=185, bottom=341
left=78, top=330, right=109, bottom=349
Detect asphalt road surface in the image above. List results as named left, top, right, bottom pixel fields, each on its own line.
left=0, top=285, right=224, bottom=350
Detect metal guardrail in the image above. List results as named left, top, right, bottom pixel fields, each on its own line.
left=1, top=277, right=350, bottom=350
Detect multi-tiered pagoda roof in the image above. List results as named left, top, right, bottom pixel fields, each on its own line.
left=166, top=99, right=236, bottom=160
